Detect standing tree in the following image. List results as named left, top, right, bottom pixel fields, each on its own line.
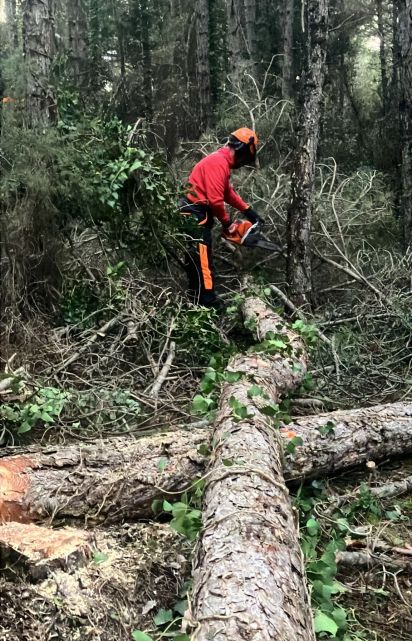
left=226, top=0, right=242, bottom=74
left=286, top=0, right=329, bottom=308
left=196, top=0, right=212, bottom=129
left=396, top=0, right=412, bottom=250
left=22, top=0, right=56, bottom=127
left=67, top=0, right=88, bottom=92
left=244, top=0, right=257, bottom=58
left=282, top=0, right=295, bottom=98
left=376, top=0, right=389, bottom=111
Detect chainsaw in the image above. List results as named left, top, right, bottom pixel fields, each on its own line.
left=222, top=219, right=282, bottom=253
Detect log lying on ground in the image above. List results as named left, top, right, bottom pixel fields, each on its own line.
left=283, top=402, right=412, bottom=481
left=0, top=431, right=208, bottom=524
left=1, top=403, right=412, bottom=525
left=189, top=297, right=315, bottom=641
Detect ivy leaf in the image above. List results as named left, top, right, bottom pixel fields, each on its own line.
left=174, top=599, right=187, bottom=615
left=306, top=518, right=319, bottom=536
left=223, top=371, right=242, bottom=383
left=92, top=551, right=108, bottom=564
left=17, top=421, right=32, bottom=434
left=163, top=500, right=174, bottom=512
left=157, top=457, right=168, bottom=472
left=259, top=403, right=279, bottom=417
left=132, top=632, right=153, bottom=641
left=192, top=394, right=214, bottom=415
left=314, top=611, right=339, bottom=635
left=153, top=609, right=173, bottom=626
left=197, top=443, right=211, bottom=456
left=247, top=384, right=264, bottom=398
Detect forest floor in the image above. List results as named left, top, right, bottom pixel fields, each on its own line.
left=1, top=236, right=411, bottom=641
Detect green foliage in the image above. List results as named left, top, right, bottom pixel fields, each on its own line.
left=162, top=495, right=202, bottom=541
left=0, top=387, right=70, bottom=436
left=249, top=331, right=291, bottom=355
left=317, top=421, right=336, bottom=437
left=229, top=396, right=254, bottom=422
left=285, top=435, right=304, bottom=455
left=292, top=319, right=319, bottom=346
left=172, top=309, right=232, bottom=367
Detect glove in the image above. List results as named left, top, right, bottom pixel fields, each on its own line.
left=244, top=207, right=265, bottom=228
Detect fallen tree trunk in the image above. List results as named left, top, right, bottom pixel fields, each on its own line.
left=188, top=297, right=315, bottom=641
left=0, top=430, right=208, bottom=524
left=283, top=402, right=412, bottom=481
left=1, top=402, right=412, bottom=524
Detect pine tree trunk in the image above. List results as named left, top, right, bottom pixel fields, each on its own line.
left=1, top=402, right=412, bottom=525
left=5, top=0, right=18, bottom=47
left=140, top=0, right=153, bottom=120
left=196, top=0, right=211, bottom=130
left=282, top=0, right=295, bottom=98
left=68, top=0, right=87, bottom=91
left=244, top=0, right=256, bottom=58
left=190, top=297, right=315, bottom=641
left=22, top=0, right=56, bottom=127
left=376, top=0, right=389, bottom=111
left=286, top=0, right=329, bottom=308
left=226, top=0, right=241, bottom=74
left=396, top=0, right=412, bottom=250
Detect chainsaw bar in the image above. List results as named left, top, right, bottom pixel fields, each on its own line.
left=244, top=237, right=282, bottom=252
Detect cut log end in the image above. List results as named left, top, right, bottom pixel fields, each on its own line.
left=0, top=522, right=94, bottom=579
left=0, top=456, right=36, bottom=523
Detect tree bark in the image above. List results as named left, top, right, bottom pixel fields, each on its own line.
left=140, top=0, right=153, bottom=120
left=196, top=0, right=212, bottom=130
left=286, top=0, right=329, bottom=308
left=22, top=0, right=56, bottom=127
left=189, top=297, right=315, bottom=641
left=244, top=0, right=256, bottom=58
left=282, top=401, right=412, bottom=480
left=282, top=0, right=295, bottom=98
left=0, top=429, right=208, bottom=524
left=1, top=402, right=412, bottom=525
left=376, top=0, right=389, bottom=111
left=226, top=0, right=242, bottom=74
left=396, top=0, right=412, bottom=250
left=67, top=0, right=88, bottom=91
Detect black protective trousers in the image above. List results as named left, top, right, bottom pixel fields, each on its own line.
left=179, top=198, right=218, bottom=308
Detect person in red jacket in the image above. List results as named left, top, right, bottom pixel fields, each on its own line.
left=180, top=127, right=264, bottom=309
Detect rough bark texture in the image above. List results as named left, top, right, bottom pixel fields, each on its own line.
left=196, top=0, right=211, bottom=129
left=190, top=297, right=315, bottom=641
left=376, top=0, right=389, bottom=110
left=0, top=430, right=208, bottom=524
left=283, top=401, right=412, bottom=480
left=244, top=0, right=256, bottom=58
left=67, top=0, right=88, bottom=90
left=1, top=402, right=412, bottom=525
left=226, top=0, right=242, bottom=74
left=140, top=0, right=153, bottom=120
left=282, top=0, right=295, bottom=98
left=286, top=0, right=329, bottom=308
left=397, top=0, right=412, bottom=250
left=22, top=0, right=56, bottom=127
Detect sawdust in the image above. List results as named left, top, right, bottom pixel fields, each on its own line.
left=0, top=522, right=191, bottom=641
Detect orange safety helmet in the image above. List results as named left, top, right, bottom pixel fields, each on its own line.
left=228, top=127, right=259, bottom=167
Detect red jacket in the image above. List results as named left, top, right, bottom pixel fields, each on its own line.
left=187, top=147, right=249, bottom=226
